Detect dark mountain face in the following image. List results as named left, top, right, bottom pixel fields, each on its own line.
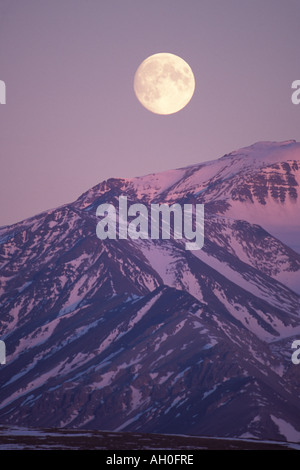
left=0, top=141, right=300, bottom=442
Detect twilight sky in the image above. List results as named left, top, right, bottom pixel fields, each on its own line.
left=0, top=0, right=300, bottom=226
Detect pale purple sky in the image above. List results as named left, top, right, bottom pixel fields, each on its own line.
left=0, top=0, right=300, bottom=226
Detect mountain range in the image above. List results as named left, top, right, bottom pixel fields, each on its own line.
left=0, top=140, right=300, bottom=443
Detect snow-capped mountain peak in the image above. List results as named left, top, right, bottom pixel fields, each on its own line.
left=0, top=141, right=300, bottom=442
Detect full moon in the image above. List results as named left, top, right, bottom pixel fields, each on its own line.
left=134, top=53, right=195, bottom=115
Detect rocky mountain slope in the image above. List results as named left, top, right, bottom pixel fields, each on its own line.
left=0, top=140, right=300, bottom=442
